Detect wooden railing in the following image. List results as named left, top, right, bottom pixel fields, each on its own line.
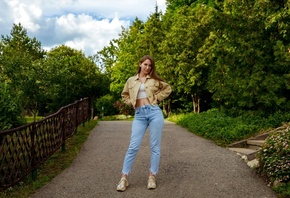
left=0, top=98, right=89, bottom=191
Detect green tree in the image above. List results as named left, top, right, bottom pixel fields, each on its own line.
left=0, top=77, right=24, bottom=130
left=142, top=7, right=173, bottom=114
left=0, top=23, right=45, bottom=87
left=166, top=0, right=217, bottom=11
left=42, top=45, right=102, bottom=113
left=95, top=40, right=118, bottom=76
left=104, top=12, right=172, bottom=114
left=198, top=0, right=290, bottom=115
left=160, top=5, right=216, bottom=113
left=0, top=23, right=46, bottom=121
left=109, top=18, right=146, bottom=96
left=141, top=6, right=165, bottom=60
left=95, top=94, right=117, bottom=117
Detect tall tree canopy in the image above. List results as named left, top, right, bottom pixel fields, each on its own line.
left=198, top=0, right=290, bottom=115
left=42, top=45, right=103, bottom=112
left=0, top=23, right=46, bottom=122
left=94, top=0, right=290, bottom=116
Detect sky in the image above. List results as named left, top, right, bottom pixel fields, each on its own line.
left=0, top=0, right=166, bottom=56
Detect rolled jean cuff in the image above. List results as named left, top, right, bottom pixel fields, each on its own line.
left=122, top=171, right=130, bottom=176
left=150, top=170, right=158, bottom=176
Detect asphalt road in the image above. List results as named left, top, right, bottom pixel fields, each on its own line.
left=31, top=121, right=276, bottom=198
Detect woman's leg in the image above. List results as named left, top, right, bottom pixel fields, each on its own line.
left=117, top=107, right=148, bottom=191
left=121, top=108, right=148, bottom=175
left=146, top=105, right=164, bottom=189
left=148, top=105, right=164, bottom=175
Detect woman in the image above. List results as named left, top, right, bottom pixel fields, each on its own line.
left=117, top=55, right=172, bottom=191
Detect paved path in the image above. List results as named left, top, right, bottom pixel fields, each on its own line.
left=31, top=121, right=276, bottom=198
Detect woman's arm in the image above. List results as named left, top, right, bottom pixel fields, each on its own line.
left=156, top=81, right=172, bottom=102
left=121, top=81, right=131, bottom=106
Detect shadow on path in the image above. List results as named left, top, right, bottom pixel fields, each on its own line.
left=31, top=121, right=276, bottom=198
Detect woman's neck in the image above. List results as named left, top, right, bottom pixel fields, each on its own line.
left=139, top=73, right=147, bottom=78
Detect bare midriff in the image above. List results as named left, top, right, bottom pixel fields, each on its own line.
left=135, top=98, right=150, bottom=108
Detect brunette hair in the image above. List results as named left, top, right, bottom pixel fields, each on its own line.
left=137, top=55, right=164, bottom=81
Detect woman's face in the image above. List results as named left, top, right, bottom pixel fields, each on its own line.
left=140, top=59, right=152, bottom=75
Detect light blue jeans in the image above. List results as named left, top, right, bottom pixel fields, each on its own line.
left=122, top=104, right=164, bottom=175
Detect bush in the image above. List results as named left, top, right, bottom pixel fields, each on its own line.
left=273, top=182, right=290, bottom=198
left=95, top=94, right=118, bottom=117
left=258, top=126, right=290, bottom=183
left=169, top=109, right=263, bottom=146
left=168, top=109, right=290, bottom=146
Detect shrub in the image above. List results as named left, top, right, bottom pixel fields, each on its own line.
left=95, top=94, right=118, bottom=117
left=170, top=109, right=263, bottom=146
left=258, top=126, right=290, bottom=183
left=168, top=109, right=290, bottom=146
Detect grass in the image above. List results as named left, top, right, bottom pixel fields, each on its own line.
left=0, top=119, right=98, bottom=198
left=25, top=116, right=43, bottom=123
left=168, top=109, right=290, bottom=146
left=273, top=183, right=290, bottom=198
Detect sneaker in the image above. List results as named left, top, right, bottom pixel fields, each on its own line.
left=147, top=175, right=156, bottom=189
left=117, top=178, right=129, bottom=192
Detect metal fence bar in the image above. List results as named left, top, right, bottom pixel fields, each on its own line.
left=0, top=98, right=89, bottom=191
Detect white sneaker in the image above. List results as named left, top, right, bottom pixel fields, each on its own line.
left=147, top=176, right=157, bottom=189
left=116, top=178, right=129, bottom=192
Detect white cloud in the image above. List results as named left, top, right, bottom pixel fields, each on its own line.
left=53, top=14, right=130, bottom=55
left=0, top=0, right=166, bottom=56
left=13, top=3, right=42, bottom=32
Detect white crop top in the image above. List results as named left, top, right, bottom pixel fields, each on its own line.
left=137, top=83, right=148, bottom=99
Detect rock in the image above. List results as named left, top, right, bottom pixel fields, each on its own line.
left=247, top=159, right=259, bottom=168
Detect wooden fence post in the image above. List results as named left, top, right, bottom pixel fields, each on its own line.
left=31, top=122, right=37, bottom=180
left=61, top=110, right=66, bottom=152
left=82, top=99, right=86, bottom=127
left=75, top=102, right=78, bottom=135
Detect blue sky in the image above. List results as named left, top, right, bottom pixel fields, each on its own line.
left=0, top=0, right=166, bottom=56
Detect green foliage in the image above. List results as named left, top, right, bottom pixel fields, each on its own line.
left=0, top=23, right=45, bottom=85
left=42, top=45, right=102, bottom=113
left=0, top=23, right=46, bottom=121
left=201, top=0, right=290, bottom=115
left=168, top=109, right=290, bottom=146
left=0, top=79, right=25, bottom=130
left=25, top=116, right=43, bottom=123
left=95, top=41, right=118, bottom=75
left=160, top=4, right=217, bottom=112
left=258, top=127, right=290, bottom=183
left=265, top=111, right=290, bottom=128
left=0, top=23, right=110, bottom=128
left=109, top=18, right=146, bottom=95
left=142, top=7, right=164, bottom=60
left=273, top=182, right=290, bottom=198
left=95, top=94, right=117, bottom=117
left=166, top=0, right=217, bottom=11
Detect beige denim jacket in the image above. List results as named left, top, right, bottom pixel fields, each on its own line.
left=121, top=74, right=172, bottom=108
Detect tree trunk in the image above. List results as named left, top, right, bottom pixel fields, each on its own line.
left=167, top=97, right=171, bottom=116
left=163, top=101, right=167, bottom=116
left=32, top=101, right=38, bottom=122
left=90, top=97, right=94, bottom=120
left=192, top=93, right=200, bottom=113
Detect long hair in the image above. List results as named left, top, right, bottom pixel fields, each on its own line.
left=137, top=55, right=164, bottom=81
